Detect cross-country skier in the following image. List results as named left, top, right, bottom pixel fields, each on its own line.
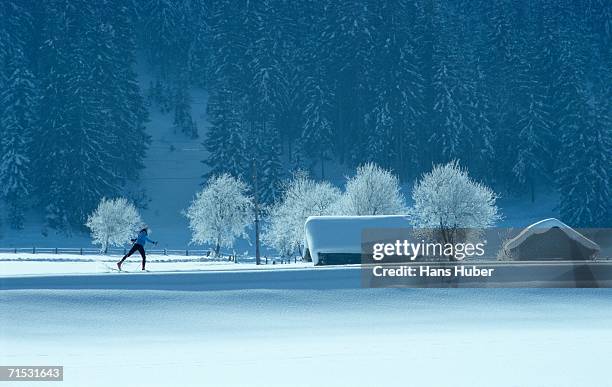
left=117, top=227, right=158, bottom=271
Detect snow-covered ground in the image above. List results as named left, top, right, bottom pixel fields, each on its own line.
left=1, top=268, right=611, bottom=387
left=0, top=253, right=307, bottom=276
left=133, top=65, right=211, bottom=248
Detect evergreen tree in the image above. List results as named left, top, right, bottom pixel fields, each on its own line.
left=296, top=2, right=333, bottom=176
left=204, top=87, right=248, bottom=179
left=173, top=78, right=198, bottom=139
left=249, top=121, right=284, bottom=205
left=556, top=39, right=612, bottom=227
left=557, top=106, right=611, bottom=227
left=86, top=18, right=148, bottom=181
left=35, top=0, right=148, bottom=228
left=0, top=59, right=37, bottom=228
left=300, top=74, right=334, bottom=178
left=427, top=2, right=487, bottom=170
left=365, top=0, right=424, bottom=180
left=2, top=0, right=609, bottom=231
left=477, top=0, right=522, bottom=186
left=318, top=0, right=376, bottom=165
left=0, top=0, right=33, bottom=74
left=98, top=0, right=150, bottom=181
left=512, top=91, right=552, bottom=201
left=140, top=0, right=186, bottom=79
left=512, top=30, right=554, bottom=201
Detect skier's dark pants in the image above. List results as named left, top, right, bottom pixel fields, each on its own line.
left=120, top=243, right=146, bottom=268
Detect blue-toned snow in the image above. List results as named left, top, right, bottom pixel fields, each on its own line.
left=1, top=268, right=611, bottom=387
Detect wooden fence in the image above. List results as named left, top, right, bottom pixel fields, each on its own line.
left=0, top=247, right=305, bottom=264
left=0, top=247, right=229, bottom=257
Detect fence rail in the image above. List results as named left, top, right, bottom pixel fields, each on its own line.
left=0, top=247, right=232, bottom=258
left=0, top=247, right=306, bottom=265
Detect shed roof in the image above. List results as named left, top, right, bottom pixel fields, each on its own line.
left=505, top=218, right=600, bottom=252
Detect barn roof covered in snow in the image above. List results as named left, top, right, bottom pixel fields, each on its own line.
left=304, top=215, right=412, bottom=265
left=505, top=218, right=600, bottom=251
left=504, top=218, right=600, bottom=260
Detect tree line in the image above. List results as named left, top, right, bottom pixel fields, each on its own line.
left=89, top=162, right=500, bottom=258
left=1, top=0, right=148, bottom=229
left=1, top=0, right=610, bottom=232
left=201, top=0, right=611, bottom=229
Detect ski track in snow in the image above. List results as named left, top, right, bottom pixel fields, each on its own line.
left=1, top=267, right=612, bottom=387
left=0, top=253, right=307, bottom=276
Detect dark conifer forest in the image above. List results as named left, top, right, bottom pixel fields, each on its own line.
left=0, top=0, right=610, bottom=230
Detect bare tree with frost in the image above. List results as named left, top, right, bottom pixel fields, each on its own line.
left=263, top=171, right=341, bottom=257
left=410, top=161, right=500, bottom=259
left=336, top=163, right=407, bottom=216
left=85, top=197, right=142, bottom=253
left=184, top=174, right=253, bottom=256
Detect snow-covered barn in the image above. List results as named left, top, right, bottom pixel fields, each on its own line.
left=504, top=218, right=600, bottom=260
left=303, top=215, right=412, bottom=265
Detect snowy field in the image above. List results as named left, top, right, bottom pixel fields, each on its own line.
left=2, top=265, right=612, bottom=387
left=0, top=253, right=308, bottom=276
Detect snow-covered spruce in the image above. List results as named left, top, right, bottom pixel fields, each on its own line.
left=511, top=27, right=554, bottom=201
left=204, top=87, right=248, bottom=180
left=410, top=161, right=501, bottom=257
left=335, top=163, right=407, bottom=216
left=33, top=2, right=148, bottom=229
left=262, top=171, right=341, bottom=258
left=554, top=39, right=612, bottom=228
left=85, top=197, right=142, bottom=254
left=0, top=58, right=37, bottom=229
left=184, top=174, right=253, bottom=256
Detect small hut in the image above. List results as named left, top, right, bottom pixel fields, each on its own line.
left=504, top=218, right=600, bottom=261
left=303, top=215, right=412, bottom=265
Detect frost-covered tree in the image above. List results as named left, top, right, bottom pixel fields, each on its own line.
left=184, top=174, right=253, bottom=255
left=263, top=171, right=341, bottom=257
left=410, top=161, right=500, bottom=257
left=337, top=163, right=406, bottom=216
left=85, top=197, right=142, bottom=253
